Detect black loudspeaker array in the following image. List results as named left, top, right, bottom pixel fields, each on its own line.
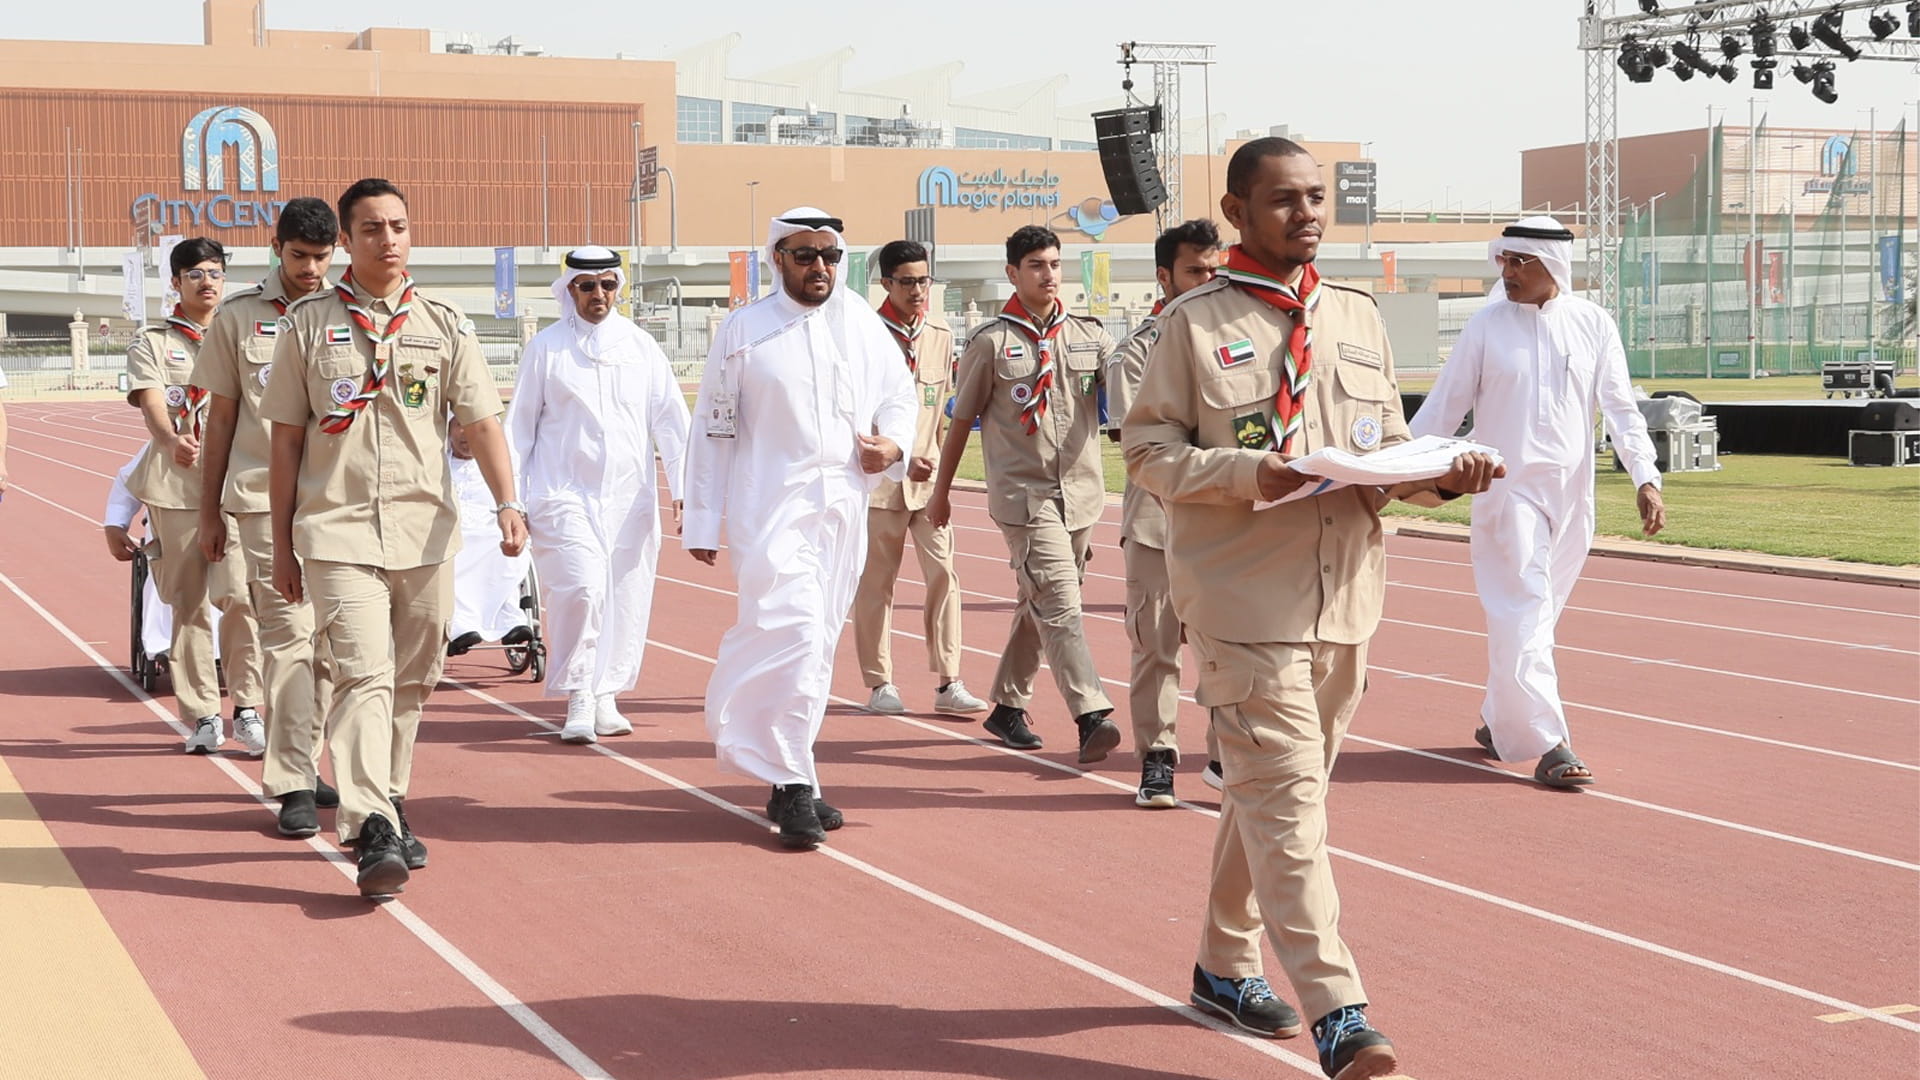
left=1092, top=106, right=1168, bottom=217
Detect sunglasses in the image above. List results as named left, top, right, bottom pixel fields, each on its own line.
left=777, top=245, right=844, bottom=266
left=180, top=268, right=226, bottom=282
left=572, top=279, right=620, bottom=293
left=884, top=276, right=934, bottom=289
left=1493, top=253, right=1540, bottom=270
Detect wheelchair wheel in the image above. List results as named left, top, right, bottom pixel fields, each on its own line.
left=505, top=644, right=532, bottom=676
left=130, top=550, right=159, bottom=692
left=518, top=566, right=545, bottom=683
left=530, top=643, right=546, bottom=683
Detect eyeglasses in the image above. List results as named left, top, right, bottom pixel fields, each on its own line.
left=1493, top=253, right=1540, bottom=270
left=572, top=279, right=620, bottom=293
left=777, top=245, right=844, bottom=266
left=181, top=268, right=226, bottom=282
left=884, top=276, right=934, bottom=289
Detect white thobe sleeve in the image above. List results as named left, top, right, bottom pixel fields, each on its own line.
left=506, top=340, right=547, bottom=502
left=681, top=336, right=736, bottom=550
left=103, top=450, right=143, bottom=528
left=869, top=334, right=917, bottom=485
left=1595, top=316, right=1662, bottom=490
left=1409, top=314, right=1483, bottom=440
left=647, top=343, right=692, bottom=504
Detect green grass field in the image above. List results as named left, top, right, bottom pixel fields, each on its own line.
left=951, top=439, right=1920, bottom=567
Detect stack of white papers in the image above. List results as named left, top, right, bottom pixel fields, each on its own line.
left=1253, top=435, right=1505, bottom=509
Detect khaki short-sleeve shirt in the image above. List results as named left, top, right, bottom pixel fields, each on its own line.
left=953, top=310, right=1113, bottom=531
left=870, top=314, right=955, bottom=513
left=1121, top=277, right=1420, bottom=646
left=190, top=274, right=324, bottom=514
left=125, top=324, right=206, bottom=511
left=258, top=278, right=503, bottom=571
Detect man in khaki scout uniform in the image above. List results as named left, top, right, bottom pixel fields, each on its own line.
left=193, top=197, right=342, bottom=839
left=261, top=179, right=527, bottom=899
left=852, top=240, right=988, bottom=718
left=1107, top=218, right=1224, bottom=809
left=927, top=225, right=1120, bottom=763
left=1124, top=138, right=1502, bottom=1080
left=125, top=236, right=265, bottom=755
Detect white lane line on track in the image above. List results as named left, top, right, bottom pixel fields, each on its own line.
left=24, top=412, right=150, bottom=447
left=655, top=569, right=1918, bottom=870
left=449, top=679, right=1327, bottom=1078
left=9, top=445, right=118, bottom=481
left=0, top=570, right=615, bottom=1080
left=523, top=628, right=1920, bottom=1038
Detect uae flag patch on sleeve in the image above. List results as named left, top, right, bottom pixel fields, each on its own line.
left=1216, top=338, right=1256, bottom=369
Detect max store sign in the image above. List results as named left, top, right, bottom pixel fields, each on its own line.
left=917, top=166, right=1064, bottom=212
left=129, top=106, right=291, bottom=230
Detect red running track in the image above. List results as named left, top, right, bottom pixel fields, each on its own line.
left=1, top=399, right=1916, bottom=1079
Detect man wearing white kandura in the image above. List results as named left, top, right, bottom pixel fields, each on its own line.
left=510, top=246, right=691, bottom=745
left=1409, top=215, right=1667, bottom=790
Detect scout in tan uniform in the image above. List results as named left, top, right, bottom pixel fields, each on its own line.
left=1106, top=219, right=1223, bottom=809
left=192, top=197, right=341, bottom=838
left=851, top=240, right=987, bottom=717
left=927, top=225, right=1119, bottom=763
left=260, top=179, right=527, bottom=898
left=124, top=237, right=265, bottom=754
left=1124, top=139, right=1502, bottom=1080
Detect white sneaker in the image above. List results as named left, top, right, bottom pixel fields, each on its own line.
left=864, top=683, right=906, bottom=714
left=560, top=693, right=598, bottom=744
left=933, top=679, right=989, bottom=714
left=183, top=715, right=223, bottom=754
left=1201, top=759, right=1225, bottom=791
left=233, top=707, right=267, bottom=757
left=594, top=694, right=633, bottom=736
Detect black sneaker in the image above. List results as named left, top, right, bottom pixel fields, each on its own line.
left=767, top=784, right=826, bottom=849
left=1074, top=709, right=1121, bottom=764
left=983, top=704, right=1042, bottom=750
left=1136, top=749, right=1177, bottom=808
left=445, top=631, right=484, bottom=657
left=314, top=776, right=340, bottom=809
left=276, top=789, right=319, bottom=838
left=1189, top=965, right=1302, bottom=1038
left=1311, top=1005, right=1397, bottom=1080
left=1202, top=759, right=1225, bottom=791
left=390, top=797, right=428, bottom=870
left=500, top=625, right=534, bottom=647
left=354, top=813, right=410, bottom=897
left=813, top=799, right=844, bottom=832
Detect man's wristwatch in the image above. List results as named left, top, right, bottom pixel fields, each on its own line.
left=496, top=500, right=528, bottom=517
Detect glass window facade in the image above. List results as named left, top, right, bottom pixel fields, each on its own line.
left=676, top=96, right=722, bottom=144
left=955, top=127, right=1051, bottom=151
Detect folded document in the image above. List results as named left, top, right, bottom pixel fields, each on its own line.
left=1253, top=435, right=1504, bottom=509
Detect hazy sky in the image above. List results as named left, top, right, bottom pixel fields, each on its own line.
left=11, top=1, right=1917, bottom=208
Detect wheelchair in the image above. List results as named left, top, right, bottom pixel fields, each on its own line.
left=447, top=564, right=546, bottom=682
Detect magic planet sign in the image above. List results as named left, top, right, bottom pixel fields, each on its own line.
left=130, top=106, right=292, bottom=231
left=917, top=166, right=1063, bottom=212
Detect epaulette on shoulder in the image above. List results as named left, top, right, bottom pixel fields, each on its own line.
left=1320, top=278, right=1379, bottom=305
left=285, top=290, right=331, bottom=313
left=1156, top=276, right=1229, bottom=320
left=964, top=319, right=1009, bottom=346
left=224, top=282, right=266, bottom=301
left=1063, top=310, right=1106, bottom=326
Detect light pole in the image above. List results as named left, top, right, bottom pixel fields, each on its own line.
left=630, top=121, right=642, bottom=268
left=1361, top=141, right=1375, bottom=257
left=1781, top=143, right=1802, bottom=373
left=657, top=165, right=679, bottom=252
left=1648, top=191, right=1668, bottom=379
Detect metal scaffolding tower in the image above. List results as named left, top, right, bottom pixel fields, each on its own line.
left=1117, top=41, right=1215, bottom=232
left=1581, top=0, right=1622, bottom=306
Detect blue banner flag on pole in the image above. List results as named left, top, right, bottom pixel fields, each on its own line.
left=748, top=250, right=762, bottom=302
left=493, top=247, right=516, bottom=319
left=1880, top=236, right=1903, bottom=303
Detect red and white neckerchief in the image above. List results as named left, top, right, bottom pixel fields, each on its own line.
left=318, top=270, right=417, bottom=435
left=877, top=299, right=923, bottom=372
left=1219, top=246, right=1321, bottom=453
left=997, top=298, right=1066, bottom=436
left=164, top=306, right=211, bottom=438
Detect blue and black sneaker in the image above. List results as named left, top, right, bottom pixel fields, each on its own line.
left=1188, top=965, right=1302, bottom=1038
left=1311, top=1004, right=1397, bottom=1080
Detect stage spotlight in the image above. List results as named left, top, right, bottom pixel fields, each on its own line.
left=1751, top=59, right=1776, bottom=89
left=1750, top=14, right=1777, bottom=57
left=1867, top=11, right=1898, bottom=39
left=1716, top=62, right=1738, bottom=82
left=1804, top=59, right=1837, bottom=103
left=1638, top=0, right=1660, bottom=13
left=1813, top=78, right=1838, bottom=104
left=1672, top=59, right=1695, bottom=81
left=1790, top=60, right=1816, bottom=83
left=1788, top=23, right=1812, bottom=49
left=1618, top=39, right=1657, bottom=83
left=1812, top=10, right=1864, bottom=60
left=1720, top=34, right=1743, bottom=59
left=1908, top=1, right=1918, bottom=38
left=1644, top=43, right=1670, bottom=67
left=1671, top=39, right=1722, bottom=79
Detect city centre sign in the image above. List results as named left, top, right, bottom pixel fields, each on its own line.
left=917, top=166, right=1063, bottom=212
left=130, top=106, right=290, bottom=231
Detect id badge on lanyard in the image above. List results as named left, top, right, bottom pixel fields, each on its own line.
left=705, top=354, right=739, bottom=439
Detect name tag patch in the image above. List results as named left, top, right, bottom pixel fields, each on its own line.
left=1352, top=415, right=1383, bottom=450
left=325, top=325, right=353, bottom=346
left=1067, top=342, right=1101, bottom=354
left=1233, top=412, right=1272, bottom=450
left=1216, top=339, right=1256, bottom=368
left=253, top=320, right=278, bottom=337
left=399, top=334, right=442, bottom=350
left=1338, top=343, right=1383, bottom=368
